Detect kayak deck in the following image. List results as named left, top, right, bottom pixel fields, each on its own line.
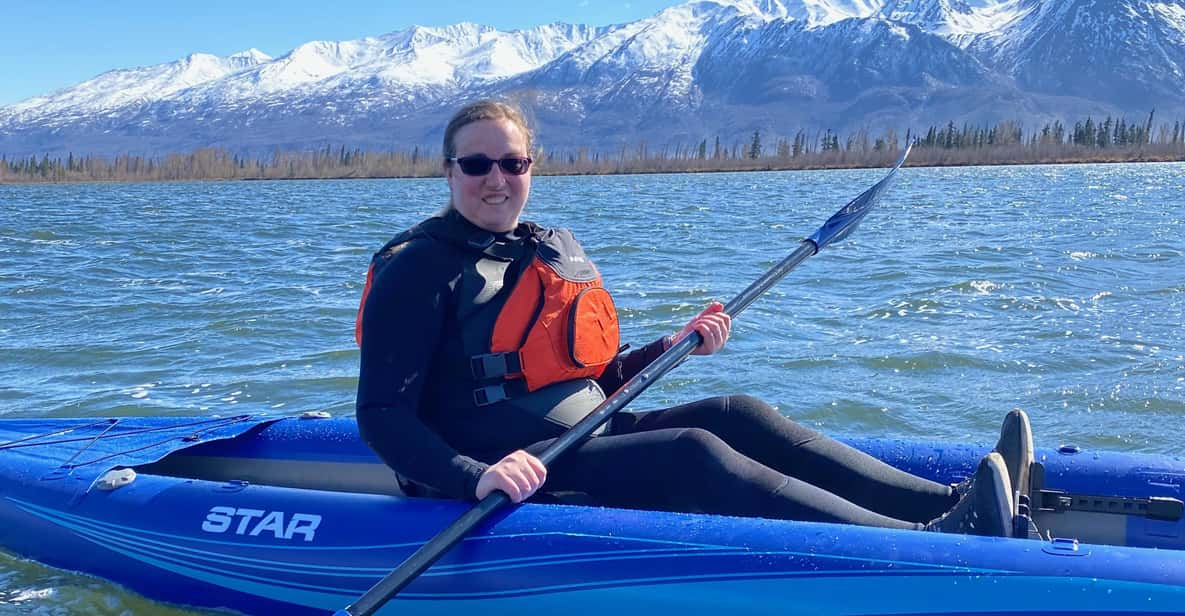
left=0, top=414, right=1183, bottom=615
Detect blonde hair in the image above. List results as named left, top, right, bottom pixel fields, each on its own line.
left=441, top=100, right=534, bottom=161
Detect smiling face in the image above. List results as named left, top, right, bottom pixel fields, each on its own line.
left=446, top=119, right=532, bottom=233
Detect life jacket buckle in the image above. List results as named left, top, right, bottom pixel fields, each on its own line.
left=470, top=352, right=522, bottom=379
left=473, top=384, right=511, bottom=407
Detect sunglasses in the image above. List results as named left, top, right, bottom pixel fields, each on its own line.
left=448, top=155, right=533, bottom=176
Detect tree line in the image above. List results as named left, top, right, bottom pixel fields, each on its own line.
left=3, top=112, right=1184, bottom=184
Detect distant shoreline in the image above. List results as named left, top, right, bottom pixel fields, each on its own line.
left=7, top=111, right=1185, bottom=184
left=3, top=149, right=1184, bottom=186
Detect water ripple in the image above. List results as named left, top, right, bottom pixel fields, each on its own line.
left=3, top=164, right=1185, bottom=613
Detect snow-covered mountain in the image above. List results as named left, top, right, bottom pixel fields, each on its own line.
left=4, top=49, right=273, bottom=120
left=1, top=0, right=1181, bottom=157
left=877, top=0, right=1031, bottom=36
left=965, top=0, right=1185, bottom=107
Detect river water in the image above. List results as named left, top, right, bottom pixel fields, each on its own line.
left=1, top=162, right=1183, bottom=613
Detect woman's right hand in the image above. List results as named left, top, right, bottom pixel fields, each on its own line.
left=475, top=450, right=547, bottom=502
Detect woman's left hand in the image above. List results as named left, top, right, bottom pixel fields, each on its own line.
left=673, top=301, right=731, bottom=355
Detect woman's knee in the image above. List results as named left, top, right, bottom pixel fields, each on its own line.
left=668, top=427, right=729, bottom=460
left=667, top=427, right=754, bottom=480
left=726, top=394, right=820, bottom=444
left=725, top=394, right=776, bottom=416
left=725, top=394, right=790, bottom=426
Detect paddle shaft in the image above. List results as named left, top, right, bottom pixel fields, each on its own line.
left=340, top=241, right=816, bottom=616
left=338, top=148, right=910, bottom=616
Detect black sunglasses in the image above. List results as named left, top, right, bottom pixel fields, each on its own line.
left=448, top=155, right=533, bottom=176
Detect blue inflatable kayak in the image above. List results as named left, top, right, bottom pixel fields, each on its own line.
left=0, top=414, right=1182, bottom=615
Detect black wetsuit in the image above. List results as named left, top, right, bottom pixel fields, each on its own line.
left=356, top=209, right=955, bottom=529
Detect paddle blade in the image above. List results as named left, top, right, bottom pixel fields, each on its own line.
left=806, top=145, right=911, bottom=252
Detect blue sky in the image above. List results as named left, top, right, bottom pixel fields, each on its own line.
left=0, top=0, right=685, bottom=107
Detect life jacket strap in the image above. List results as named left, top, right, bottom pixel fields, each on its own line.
left=473, top=380, right=529, bottom=407
left=470, top=352, right=523, bottom=380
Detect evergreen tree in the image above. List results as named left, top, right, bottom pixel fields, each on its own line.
left=749, top=130, right=762, bottom=159
left=924, top=126, right=937, bottom=147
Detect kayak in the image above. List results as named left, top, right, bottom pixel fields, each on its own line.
left=0, top=413, right=1182, bottom=615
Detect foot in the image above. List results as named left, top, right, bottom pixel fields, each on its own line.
left=995, top=408, right=1034, bottom=505
left=926, top=452, right=1014, bottom=537
left=953, top=408, right=1035, bottom=505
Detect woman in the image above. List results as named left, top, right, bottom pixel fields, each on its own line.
left=356, top=100, right=1029, bottom=537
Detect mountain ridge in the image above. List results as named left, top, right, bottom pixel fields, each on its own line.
left=2, top=0, right=1181, bottom=157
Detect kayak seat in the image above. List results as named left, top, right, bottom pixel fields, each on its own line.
left=133, top=417, right=603, bottom=506
left=528, top=490, right=600, bottom=506
left=400, top=477, right=598, bottom=506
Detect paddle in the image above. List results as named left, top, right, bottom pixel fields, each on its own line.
left=336, top=145, right=912, bottom=616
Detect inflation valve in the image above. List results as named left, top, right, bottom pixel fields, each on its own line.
left=96, top=468, right=137, bottom=491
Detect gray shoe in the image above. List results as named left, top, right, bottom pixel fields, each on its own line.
left=927, top=452, right=1014, bottom=537
left=953, top=409, right=1034, bottom=505
left=995, top=408, right=1034, bottom=505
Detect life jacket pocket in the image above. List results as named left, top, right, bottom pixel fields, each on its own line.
left=568, top=287, right=619, bottom=368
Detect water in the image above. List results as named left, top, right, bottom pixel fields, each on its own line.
left=1, top=162, right=1183, bottom=613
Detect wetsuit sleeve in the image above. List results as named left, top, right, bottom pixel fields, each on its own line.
left=594, top=337, right=668, bottom=395
left=355, top=242, right=489, bottom=500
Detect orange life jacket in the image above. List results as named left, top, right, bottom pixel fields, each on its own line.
left=356, top=219, right=619, bottom=408
left=477, top=229, right=620, bottom=395
left=355, top=262, right=376, bottom=347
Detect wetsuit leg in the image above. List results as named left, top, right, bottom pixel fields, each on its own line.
left=610, top=395, right=955, bottom=523
left=525, top=428, right=922, bottom=530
